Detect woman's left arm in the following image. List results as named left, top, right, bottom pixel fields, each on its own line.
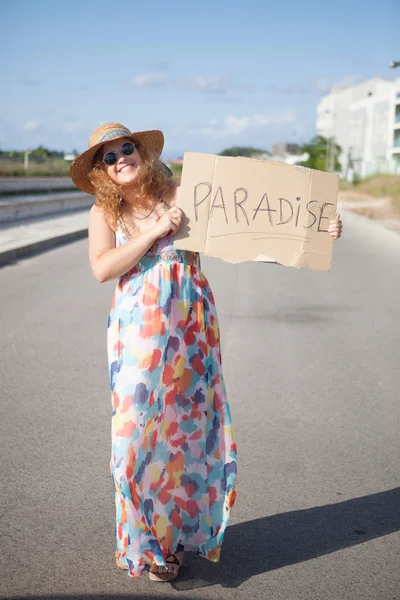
left=328, top=212, right=343, bottom=240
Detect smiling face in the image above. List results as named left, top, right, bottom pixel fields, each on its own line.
left=101, top=137, right=143, bottom=187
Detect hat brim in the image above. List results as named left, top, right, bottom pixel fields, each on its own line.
left=70, top=130, right=164, bottom=195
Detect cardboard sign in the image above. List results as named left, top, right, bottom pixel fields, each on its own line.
left=174, top=152, right=339, bottom=271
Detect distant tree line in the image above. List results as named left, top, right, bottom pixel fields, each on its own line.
left=0, top=146, right=78, bottom=159
left=219, top=136, right=341, bottom=172
left=219, top=146, right=269, bottom=158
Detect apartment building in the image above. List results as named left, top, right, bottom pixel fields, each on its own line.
left=317, top=77, right=400, bottom=177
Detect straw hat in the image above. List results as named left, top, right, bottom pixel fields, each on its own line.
left=70, top=122, right=164, bottom=195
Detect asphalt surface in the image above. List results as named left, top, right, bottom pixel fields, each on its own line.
left=0, top=210, right=399, bottom=600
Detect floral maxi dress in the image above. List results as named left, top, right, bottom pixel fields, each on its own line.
left=107, top=228, right=237, bottom=578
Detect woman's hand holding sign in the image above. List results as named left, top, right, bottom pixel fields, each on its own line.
left=153, top=206, right=183, bottom=239
left=328, top=213, right=343, bottom=240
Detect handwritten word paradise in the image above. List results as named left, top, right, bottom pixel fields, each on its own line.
left=193, top=183, right=334, bottom=232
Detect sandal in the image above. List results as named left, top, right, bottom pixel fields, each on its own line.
left=148, top=552, right=184, bottom=582
left=116, top=557, right=129, bottom=570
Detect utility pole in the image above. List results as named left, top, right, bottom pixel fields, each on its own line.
left=325, top=138, right=330, bottom=171
left=346, top=147, right=354, bottom=183
left=325, top=137, right=335, bottom=172
left=324, top=109, right=336, bottom=172
left=329, top=139, right=335, bottom=172
left=325, top=138, right=331, bottom=171
left=24, top=149, right=31, bottom=172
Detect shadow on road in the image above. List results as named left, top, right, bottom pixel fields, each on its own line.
left=173, top=486, right=400, bottom=590
left=4, top=488, right=399, bottom=598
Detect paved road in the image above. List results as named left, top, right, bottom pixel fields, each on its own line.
left=0, top=211, right=399, bottom=600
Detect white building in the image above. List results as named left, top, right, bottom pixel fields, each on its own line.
left=317, top=77, right=400, bottom=178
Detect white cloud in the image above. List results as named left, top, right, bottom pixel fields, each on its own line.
left=23, top=120, right=40, bottom=131
left=314, top=78, right=331, bottom=93
left=189, top=110, right=297, bottom=139
left=130, top=72, right=167, bottom=88
left=127, top=72, right=249, bottom=97
left=332, top=75, right=363, bottom=90
left=181, top=75, right=233, bottom=94
left=314, top=74, right=363, bottom=94
left=266, top=83, right=309, bottom=94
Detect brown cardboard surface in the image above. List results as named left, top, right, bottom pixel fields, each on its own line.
left=174, top=152, right=339, bottom=271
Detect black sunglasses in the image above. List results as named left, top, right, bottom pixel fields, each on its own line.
left=102, top=142, right=137, bottom=166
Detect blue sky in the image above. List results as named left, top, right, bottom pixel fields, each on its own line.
left=1, top=0, right=398, bottom=158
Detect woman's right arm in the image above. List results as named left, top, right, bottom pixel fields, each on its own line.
left=88, top=205, right=182, bottom=283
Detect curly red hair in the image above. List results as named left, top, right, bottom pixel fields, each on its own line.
left=88, top=141, right=177, bottom=230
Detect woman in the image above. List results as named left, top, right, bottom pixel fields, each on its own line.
left=70, top=123, right=342, bottom=583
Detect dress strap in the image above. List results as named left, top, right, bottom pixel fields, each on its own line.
left=118, top=214, right=133, bottom=241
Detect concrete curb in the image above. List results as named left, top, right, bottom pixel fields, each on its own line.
left=0, top=227, right=88, bottom=266
left=0, top=193, right=91, bottom=225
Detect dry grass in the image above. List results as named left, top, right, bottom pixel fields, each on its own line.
left=340, top=174, right=400, bottom=213
left=0, top=158, right=71, bottom=176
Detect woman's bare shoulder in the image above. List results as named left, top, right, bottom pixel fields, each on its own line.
left=89, top=204, right=117, bottom=232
